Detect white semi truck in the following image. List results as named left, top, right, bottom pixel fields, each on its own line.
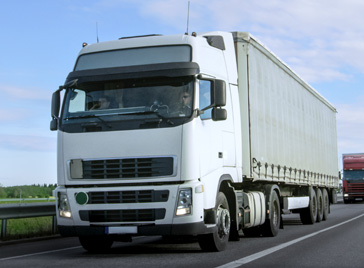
left=51, top=31, right=339, bottom=252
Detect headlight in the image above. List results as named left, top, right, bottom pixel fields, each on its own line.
left=344, top=194, right=349, bottom=197
left=176, top=188, right=192, bottom=216
left=58, top=192, right=72, bottom=218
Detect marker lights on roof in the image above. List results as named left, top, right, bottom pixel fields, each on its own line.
left=82, top=42, right=88, bottom=47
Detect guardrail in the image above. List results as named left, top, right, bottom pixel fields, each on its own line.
left=0, top=203, right=57, bottom=240
left=0, top=198, right=56, bottom=202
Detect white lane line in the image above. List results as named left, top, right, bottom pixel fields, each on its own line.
left=0, top=246, right=82, bottom=261
left=217, top=213, right=364, bottom=268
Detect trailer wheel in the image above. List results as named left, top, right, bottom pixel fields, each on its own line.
left=322, top=188, right=329, bottom=221
left=262, top=190, right=280, bottom=237
left=79, top=236, right=113, bottom=253
left=198, top=192, right=230, bottom=252
left=316, top=188, right=323, bottom=222
left=300, top=187, right=317, bottom=224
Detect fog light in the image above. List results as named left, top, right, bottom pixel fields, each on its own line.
left=58, top=192, right=72, bottom=218
left=176, top=188, right=192, bottom=216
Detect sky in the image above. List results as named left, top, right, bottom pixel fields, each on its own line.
left=1, top=0, right=363, bottom=186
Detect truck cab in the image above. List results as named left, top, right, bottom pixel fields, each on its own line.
left=342, top=153, right=364, bottom=203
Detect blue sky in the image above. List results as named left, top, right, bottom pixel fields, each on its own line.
left=1, top=0, right=363, bottom=186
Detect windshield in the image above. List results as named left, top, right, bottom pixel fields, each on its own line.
left=343, top=170, right=364, bottom=181
left=60, top=77, right=194, bottom=132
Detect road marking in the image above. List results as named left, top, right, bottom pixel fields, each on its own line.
left=217, top=213, right=364, bottom=268
left=0, top=236, right=149, bottom=261
left=0, top=246, right=82, bottom=261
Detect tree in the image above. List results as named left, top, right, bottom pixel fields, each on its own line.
left=0, top=184, right=7, bottom=198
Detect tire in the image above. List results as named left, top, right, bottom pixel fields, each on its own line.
left=300, top=187, right=317, bottom=224
left=322, top=188, right=329, bottom=221
left=262, top=190, right=280, bottom=237
left=79, top=236, right=113, bottom=253
left=198, top=192, right=230, bottom=252
left=316, top=188, right=323, bottom=222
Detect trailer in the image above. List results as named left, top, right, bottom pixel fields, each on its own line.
left=51, top=31, right=339, bottom=252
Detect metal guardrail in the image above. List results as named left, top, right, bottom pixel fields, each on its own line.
left=0, top=198, right=55, bottom=202
left=0, top=203, right=57, bottom=240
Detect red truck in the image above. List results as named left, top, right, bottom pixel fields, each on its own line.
left=342, top=153, right=364, bottom=203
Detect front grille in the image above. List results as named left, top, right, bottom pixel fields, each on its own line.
left=348, top=182, right=364, bottom=194
left=88, top=190, right=169, bottom=204
left=82, top=157, right=174, bottom=179
left=79, top=209, right=166, bottom=222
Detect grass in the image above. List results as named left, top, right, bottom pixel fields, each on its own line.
left=0, top=199, right=57, bottom=241
left=1, top=216, right=55, bottom=241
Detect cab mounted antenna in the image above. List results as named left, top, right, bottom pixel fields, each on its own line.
left=185, top=1, right=190, bottom=35
left=96, top=22, right=99, bottom=43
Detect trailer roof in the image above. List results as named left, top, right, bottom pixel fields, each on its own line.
left=232, top=32, right=337, bottom=113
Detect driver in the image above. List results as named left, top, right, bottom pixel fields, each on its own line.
left=180, top=91, right=192, bottom=115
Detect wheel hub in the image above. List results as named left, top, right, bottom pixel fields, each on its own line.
left=217, top=206, right=230, bottom=237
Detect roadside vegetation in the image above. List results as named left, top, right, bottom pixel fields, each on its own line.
left=0, top=184, right=57, bottom=199
left=0, top=184, right=57, bottom=241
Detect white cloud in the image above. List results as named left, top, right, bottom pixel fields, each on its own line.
left=336, top=99, right=364, bottom=155
left=128, top=0, right=364, bottom=83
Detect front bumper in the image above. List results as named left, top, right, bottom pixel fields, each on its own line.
left=58, top=221, right=214, bottom=237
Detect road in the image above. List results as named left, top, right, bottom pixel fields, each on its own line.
left=1, top=197, right=364, bottom=268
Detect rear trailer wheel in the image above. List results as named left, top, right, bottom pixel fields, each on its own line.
left=316, top=188, right=323, bottom=222
left=322, top=188, right=329, bottom=221
left=300, top=187, right=317, bottom=224
left=198, top=192, right=230, bottom=252
left=262, top=191, right=280, bottom=237
left=79, top=236, right=113, bottom=253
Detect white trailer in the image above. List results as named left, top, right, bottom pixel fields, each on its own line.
left=51, top=31, right=339, bottom=252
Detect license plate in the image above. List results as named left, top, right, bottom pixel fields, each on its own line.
left=105, top=226, right=138, bottom=234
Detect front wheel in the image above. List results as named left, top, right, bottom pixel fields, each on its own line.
left=198, top=192, right=230, bottom=252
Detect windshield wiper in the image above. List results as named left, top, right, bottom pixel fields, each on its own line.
left=64, top=114, right=112, bottom=129
left=125, top=110, right=175, bottom=125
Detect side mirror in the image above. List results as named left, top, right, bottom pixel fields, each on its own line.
left=211, top=80, right=226, bottom=107
left=50, top=90, right=61, bottom=131
left=212, top=107, right=227, bottom=121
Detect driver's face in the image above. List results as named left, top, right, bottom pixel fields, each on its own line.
left=182, top=93, right=191, bottom=106
left=99, top=98, right=110, bottom=109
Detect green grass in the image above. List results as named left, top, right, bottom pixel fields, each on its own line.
left=0, top=199, right=57, bottom=241
left=1, top=216, right=55, bottom=241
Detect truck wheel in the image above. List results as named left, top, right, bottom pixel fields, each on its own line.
left=262, top=190, right=280, bottom=237
left=79, top=236, right=113, bottom=253
left=316, top=188, right=323, bottom=222
left=322, top=188, right=329, bottom=221
left=300, top=187, right=317, bottom=224
left=198, top=192, right=230, bottom=252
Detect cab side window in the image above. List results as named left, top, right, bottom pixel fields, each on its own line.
left=199, top=80, right=212, bottom=120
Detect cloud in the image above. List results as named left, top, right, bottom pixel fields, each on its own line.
left=128, top=0, right=364, bottom=84
left=336, top=98, right=364, bottom=154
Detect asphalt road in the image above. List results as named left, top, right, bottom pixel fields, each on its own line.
left=1, top=197, right=364, bottom=268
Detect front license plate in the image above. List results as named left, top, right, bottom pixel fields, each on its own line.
left=105, top=226, right=138, bottom=234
